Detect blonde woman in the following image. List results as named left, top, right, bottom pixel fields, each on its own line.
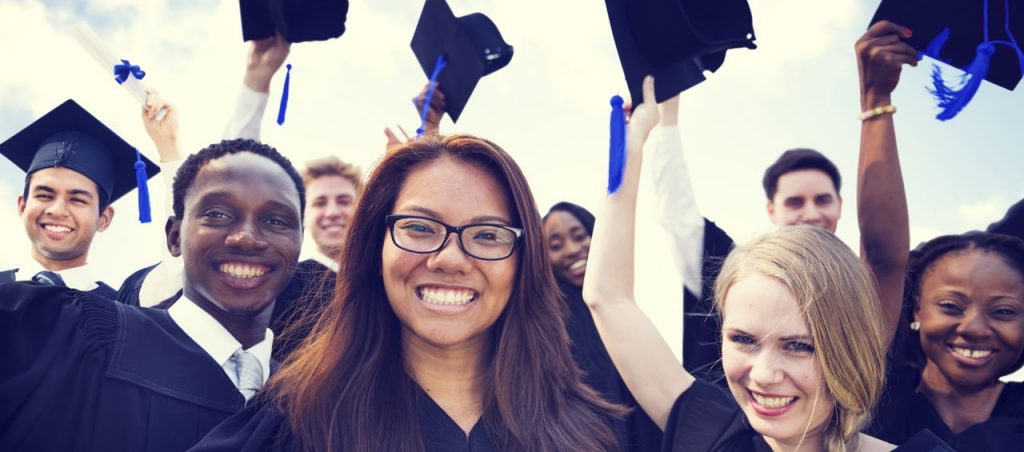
left=583, top=73, right=949, bottom=451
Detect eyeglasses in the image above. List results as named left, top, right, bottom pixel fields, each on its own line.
left=385, top=214, right=523, bottom=261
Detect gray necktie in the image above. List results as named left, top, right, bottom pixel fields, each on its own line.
left=233, top=349, right=263, bottom=402
left=32, top=271, right=66, bottom=287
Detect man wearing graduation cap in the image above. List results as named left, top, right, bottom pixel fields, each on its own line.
left=0, top=99, right=160, bottom=298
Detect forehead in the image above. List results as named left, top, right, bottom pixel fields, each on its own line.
left=187, top=153, right=300, bottom=210
left=306, top=175, right=356, bottom=198
left=923, top=250, right=1024, bottom=295
left=723, top=272, right=810, bottom=337
left=544, top=210, right=585, bottom=236
left=27, top=167, right=101, bottom=195
left=393, top=158, right=511, bottom=221
left=774, top=169, right=837, bottom=199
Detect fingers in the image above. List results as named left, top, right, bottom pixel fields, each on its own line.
left=863, top=20, right=912, bottom=41
left=384, top=127, right=398, bottom=143
left=396, top=124, right=411, bottom=141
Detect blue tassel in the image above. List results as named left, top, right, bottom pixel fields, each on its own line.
left=134, top=149, right=152, bottom=223
left=417, top=55, right=448, bottom=136
left=923, top=28, right=951, bottom=62
left=607, top=95, right=626, bottom=194
left=276, top=63, right=292, bottom=126
left=929, top=42, right=995, bottom=121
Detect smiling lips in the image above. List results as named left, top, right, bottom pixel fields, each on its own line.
left=218, top=262, right=269, bottom=279
left=417, top=286, right=478, bottom=306
left=567, top=258, right=587, bottom=277
left=749, top=390, right=798, bottom=416
left=949, top=345, right=994, bottom=360
left=41, top=223, right=74, bottom=234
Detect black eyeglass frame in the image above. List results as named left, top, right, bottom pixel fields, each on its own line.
left=385, top=214, right=524, bottom=261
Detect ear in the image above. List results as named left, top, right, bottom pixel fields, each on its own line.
left=17, top=195, right=25, bottom=215
left=766, top=200, right=776, bottom=222
left=167, top=216, right=183, bottom=257
left=96, top=206, right=115, bottom=232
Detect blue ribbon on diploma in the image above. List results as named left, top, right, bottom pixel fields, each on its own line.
left=113, top=59, right=146, bottom=85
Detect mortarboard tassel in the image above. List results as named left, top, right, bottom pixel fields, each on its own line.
left=277, top=63, right=292, bottom=126
left=929, top=42, right=994, bottom=121
left=607, top=95, right=626, bottom=194
left=134, top=149, right=152, bottom=223
left=417, top=55, right=448, bottom=136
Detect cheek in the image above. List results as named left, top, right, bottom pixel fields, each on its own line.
left=720, top=347, right=747, bottom=381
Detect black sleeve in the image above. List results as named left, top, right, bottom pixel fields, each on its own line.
left=661, top=380, right=752, bottom=452
left=115, top=263, right=159, bottom=306
left=682, top=218, right=735, bottom=384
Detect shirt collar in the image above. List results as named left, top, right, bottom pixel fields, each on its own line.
left=15, top=258, right=100, bottom=291
left=169, top=294, right=274, bottom=384
left=309, top=249, right=340, bottom=272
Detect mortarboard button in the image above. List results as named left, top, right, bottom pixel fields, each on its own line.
left=240, top=0, right=349, bottom=43
left=0, top=100, right=160, bottom=214
left=604, top=0, right=757, bottom=104
left=872, top=0, right=1024, bottom=91
left=411, top=0, right=514, bottom=123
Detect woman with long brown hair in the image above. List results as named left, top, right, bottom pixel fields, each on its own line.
left=190, top=134, right=621, bottom=452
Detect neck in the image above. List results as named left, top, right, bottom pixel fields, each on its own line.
left=919, top=363, right=1002, bottom=433
left=32, top=250, right=87, bottom=272
left=183, top=288, right=274, bottom=349
left=318, top=244, right=341, bottom=263
left=403, top=330, right=491, bottom=432
left=763, top=430, right=827, bottom=452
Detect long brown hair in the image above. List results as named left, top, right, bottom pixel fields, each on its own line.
left=268, top=135, right=621, bottom=451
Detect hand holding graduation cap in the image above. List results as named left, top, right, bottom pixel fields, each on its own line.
left=627, top=76, right=661, bottom=149
left=244, top=34, right=292, bottom=93
left=413, top=81, right=446, bottom=134
left=857, top=20, right=919, bottom=109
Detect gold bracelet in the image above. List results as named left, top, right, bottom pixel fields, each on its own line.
left=859, top=105, right=897, bottom=121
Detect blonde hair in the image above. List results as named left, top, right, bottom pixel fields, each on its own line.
left=713, top=226, right=886, bottom=451
left=301, top=156, right=364, bottom=196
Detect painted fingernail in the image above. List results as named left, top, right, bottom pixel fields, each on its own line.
left=904, top=28, right=913, bottom=38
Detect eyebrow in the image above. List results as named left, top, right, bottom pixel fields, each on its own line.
left=402, top=206, right=512, bottom=225
left=724, top=328, right=811, bottom=342
left=196, top=192, right=300, bottom=214
left=32, top=185, right=95, bottom=199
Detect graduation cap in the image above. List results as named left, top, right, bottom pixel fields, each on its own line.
left=0, top=99, right=160, bottom=221
left=605, top=0, right=757, bottom=104
left=411, top=0, right=514, bottom=123
left=872, top=0, right=1024, bottom=119
left=240, top=0, right=349, bottom=43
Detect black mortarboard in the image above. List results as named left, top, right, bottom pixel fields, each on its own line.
left=0, top=99, right=160, bottom=210
left=872, top=0, right=1024, bottom=91
left=411, top=0, right=514, bottom=123
left=240, top=0, right=349, bottom=43
left=604, top=0, right=757, bottom=104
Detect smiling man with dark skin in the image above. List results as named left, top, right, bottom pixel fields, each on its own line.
left=0, top=138, right=304, bottom=452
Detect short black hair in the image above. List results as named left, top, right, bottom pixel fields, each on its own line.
left=543, top=201, right=595, bottom=236
left=901, top=231, right=1024, bottom=375
left=762, top=148, right=841, bottom=201
left=171, top=139, right=305, bottom=219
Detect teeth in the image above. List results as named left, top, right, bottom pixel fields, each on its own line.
left=418, top=287, right=476, bottom=306
left=751, top=392, right=796, bottom=409
left=952, top=347, right=992, bottom=359
left=568, top=259, right=587, bottom=272
left=219, top=263, right=268, bottom=279
left=43, top=224, right=72, bottom=232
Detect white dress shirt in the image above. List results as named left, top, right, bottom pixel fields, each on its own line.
left=12, top=258, right=104, bottom=292
left=308, top=249, right=340, bottom=273
left=168, top=294, right=274, bottom=389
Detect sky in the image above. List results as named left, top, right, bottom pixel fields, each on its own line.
left=1, top=0, right=1022, bottom=359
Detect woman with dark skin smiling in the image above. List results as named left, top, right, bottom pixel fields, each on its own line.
left=870, top=232, right=1024, bottom=450
left=542, top=203, right=662, bottom=451
left=191, top=135, right=621, bottom=452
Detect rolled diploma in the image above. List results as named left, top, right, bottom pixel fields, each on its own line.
left=70, top=23, right=167, bottom=121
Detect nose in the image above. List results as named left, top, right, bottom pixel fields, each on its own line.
left=748, top=350, right=785, bottom=386
left=225, top=220, right=269, bottom=251
left=956, top=308, right=993, bottom=341
left=425, top=231, right=472, bottom=275
left=324, top=201, right=343, bottom=219
left=43, top=197, right=70, bottom=217
left=800, top=205, right=824, bottom=224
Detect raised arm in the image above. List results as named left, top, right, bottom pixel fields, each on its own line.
left=650, top=95, right=705, bottom=296
left=855, top=20, right=916, bottom=344
left=224, top=35, right=291, bottom=140
left=384, top=82, right=446, bottom=152
left=582, top=77, right=694, bottom=430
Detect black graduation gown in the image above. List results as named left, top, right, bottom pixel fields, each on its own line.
left=116, top=259, right=334, bottom=361
left=662, top=380, right=954, bottom=451
left=682, top=218, right=734, bottom=385
left=0, top=282, right=248, bottom=452
left=189, top=384, right=496, bottom=452
left=868, top=363, right=1024, bottom=451
left=560, top=279, right=663, bottom=451
left=0, top=268, right=117, bottom=299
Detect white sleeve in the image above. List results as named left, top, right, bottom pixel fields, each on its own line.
left=649, top=125, right=705, bottom=297
left=222, top=86, right=269, bottom=141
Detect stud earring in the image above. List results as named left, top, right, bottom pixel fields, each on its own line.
left=910, top=321, right=920, bottom=331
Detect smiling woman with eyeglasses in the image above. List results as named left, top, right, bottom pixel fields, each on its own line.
left=191, top=134, right=623, bottom=452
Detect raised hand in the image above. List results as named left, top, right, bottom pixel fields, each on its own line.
left=243, top=34, right=292, bottom=93
left=142, top=88, right=181, bottom=162
left=856, top=20, right=918, bottom=108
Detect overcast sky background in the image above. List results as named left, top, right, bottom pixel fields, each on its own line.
left=1, top=0, right=1022, bottom=359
